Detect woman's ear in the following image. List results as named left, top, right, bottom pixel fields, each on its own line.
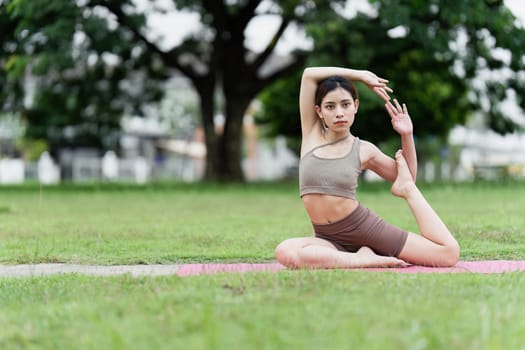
left=315, top=105, right=322, bottom=118
left=315, top=105, right=327, bottom=129
left=354, top=99, right=359, bottom=113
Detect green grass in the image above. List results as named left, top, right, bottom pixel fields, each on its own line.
left=1, top=182, right=307, bottom=264
left=1, top=181, right=524, bottom=264
left=1, top=272, right=525, bottom=349
left=1, top=181, right=525, bottom=349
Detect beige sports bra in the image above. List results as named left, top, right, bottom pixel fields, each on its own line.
left=299, top=136, right=361, bottom=199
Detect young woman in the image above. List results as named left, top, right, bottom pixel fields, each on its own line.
left=275, top=67, right=460, bottom=268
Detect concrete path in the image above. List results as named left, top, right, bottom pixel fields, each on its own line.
left=0, top=263, right=182, bottom=277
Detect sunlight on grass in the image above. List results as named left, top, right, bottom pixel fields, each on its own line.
left=1, top=181, right=524, bottom=264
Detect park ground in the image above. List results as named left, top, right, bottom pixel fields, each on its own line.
left=1, top=180, right=524, bottom=349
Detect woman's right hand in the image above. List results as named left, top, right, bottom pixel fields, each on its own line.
left=358, top=70, right=393, bottom=102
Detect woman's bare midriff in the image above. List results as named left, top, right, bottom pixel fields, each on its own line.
left=302, top=194, right=359, bottom=224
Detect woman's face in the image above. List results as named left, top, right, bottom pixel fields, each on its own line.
left=316, top=87, right=359, bottom=131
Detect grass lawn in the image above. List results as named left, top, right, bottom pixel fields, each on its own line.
left=1, top=181, right=525, bottom=349
left=1, top=181, right=524, bottom=264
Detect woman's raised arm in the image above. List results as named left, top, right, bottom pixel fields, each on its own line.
left=299, top=67, right=392, bottom=137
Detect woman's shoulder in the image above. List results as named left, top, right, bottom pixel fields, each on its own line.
left=357, top=138, right=374, bottom=149
left=357, top=139, right=380, bottom=148
left=358, top=139, right=382, bottom=160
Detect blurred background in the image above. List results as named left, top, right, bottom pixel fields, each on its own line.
left=1, top=0, right=524, bottom=185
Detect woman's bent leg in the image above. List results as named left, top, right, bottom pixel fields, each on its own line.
left=392, top=150, right=460, bottom=267
left=275, top=237, right=407, bottom=269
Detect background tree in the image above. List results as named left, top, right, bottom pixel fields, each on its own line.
left=147, top=0, right=350, bottom=181
left=0, top=3, right=23, bottom=119
left=3, top=0, right=524, bottom=181
left=257, top=0, right=525, bottom=156
left=1, top=1, right=167, bottom=152
left=1, top=0, right=345, bottom=182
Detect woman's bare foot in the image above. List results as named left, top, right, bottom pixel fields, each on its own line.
left=353, top=246, right=408, bottom=268
left=391, top=150, right=417, bottom=199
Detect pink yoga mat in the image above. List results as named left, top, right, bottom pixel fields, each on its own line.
left=177, top=260, right=525, bottom=276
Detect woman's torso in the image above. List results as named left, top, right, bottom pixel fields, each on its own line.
left=300, top=134, right=362, bottom=224
left=302, top=194, right=359, bottom=224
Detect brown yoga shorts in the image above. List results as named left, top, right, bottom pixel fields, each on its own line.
left=313, top=203, right=408, bottom=257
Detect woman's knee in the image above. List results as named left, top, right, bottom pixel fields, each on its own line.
left=428, top=240, right=460, bottom=267
left=400, top=235, right=460, bottom=267
left=442, top=240, right=460, bottom=267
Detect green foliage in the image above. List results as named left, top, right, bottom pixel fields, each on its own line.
left=2, top=0, right=524, bottom=180
left=1, top=0, right=339, bottom=181
left=15, top=137, right=48, bottom=161
left=0, top=0, right=168, bottom=151
left=258, top=0, right=525, bottom=147
left=255, top=70, right=303, bottom=154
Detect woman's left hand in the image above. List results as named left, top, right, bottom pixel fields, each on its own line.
left=385, top=99, right=413, bottom=135
left=358, top=70, right=393, bottom=102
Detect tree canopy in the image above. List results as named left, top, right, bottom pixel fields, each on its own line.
left=2, top=0, right=342, bottom=181
left=1, top=1, right=168, bottom=151
left=1, top=0, right=524, bottom=181
left=257, top=0, right=525, bottom=153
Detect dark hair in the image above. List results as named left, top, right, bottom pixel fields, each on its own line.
left=314, top=75, right=358, bottom=106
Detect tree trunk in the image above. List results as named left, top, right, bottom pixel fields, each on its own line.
left=198, top=83, right=251, bottom=182
left=196, top=81, right=220, bottom=181
left=218, top=95, right=251, bottom=182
